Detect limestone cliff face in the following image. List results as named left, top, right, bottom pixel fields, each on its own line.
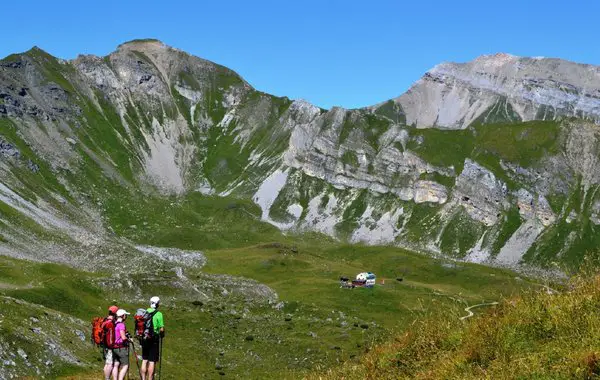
left=377, top=53, right=600, bottom=129
left=1, top=40, right=600, bottom=270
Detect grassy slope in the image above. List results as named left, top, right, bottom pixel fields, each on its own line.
left=408, top=120, right=560, bottom=181
left=0, top=225, right=533, bottom=379
left=0, top=48, right=589, bottom=379
left=0, top=256, right=106, bottom=378
left=404, top=120, right=600, bottom=268
left=316, top=274, right=600, bottom=380
left=202, top=239, right=530, bottom=331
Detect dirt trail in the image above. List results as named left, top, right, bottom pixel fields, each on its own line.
left=459, top=302, right=499, bottom=321
left=0, top=282, right=34, bottom=290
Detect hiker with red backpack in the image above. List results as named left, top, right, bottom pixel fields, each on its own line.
left=91, top=305, right=119, bottom=380
left=113, top=309, right=133, bottom=380
left=139, top=296, right=165, bottom=380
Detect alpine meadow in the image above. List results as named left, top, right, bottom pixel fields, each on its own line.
left=2, top=39, right=600, bottom=379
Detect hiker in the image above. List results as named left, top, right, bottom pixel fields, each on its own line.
left=140, top=296, right=165, bottom=380
left=103, top=305, right=119, bottom=380
left=113, top=309, right=132, bottom=380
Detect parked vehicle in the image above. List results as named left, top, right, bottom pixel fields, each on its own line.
left=341, top=272, right=376, bottom=288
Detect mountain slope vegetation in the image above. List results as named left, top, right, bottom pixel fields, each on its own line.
left=1, top=40, right=600, bottom=378
left=317, top=274, right=600, bottom=379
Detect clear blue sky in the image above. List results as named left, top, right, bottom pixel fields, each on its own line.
left=3, top=1, right=599, bottom=109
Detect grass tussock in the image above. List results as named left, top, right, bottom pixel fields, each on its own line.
left=314, top=275, right=600, bottom=379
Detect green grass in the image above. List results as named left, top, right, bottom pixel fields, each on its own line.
left=402, top=202, right=444, bottom=243
left=491, top=206, right=523, bottom=256
left=0, top=256, right=105, bottom=319
left=0, top=118, right=72, bottom=203
left=104, top=191, right=281, bottom=250
left=318, top=274, right=600, bottom=380
left=0, top=227, right=532, bottom=380
left=0, top=43, right=590, bottom=379
left=364, top=114, right=392, bottom=151
left=373, top=100, right=407, bottom=125
left=338, top=111, right=392, bottom=151
left=473, top=120, right=561, bottom=167
left=341, top=150, right=359, bottom=168
left=26, top=47, right=78, bottom=93
left=407, top=128, right=474, bottom=173
left=524, top=184, right=600, bottom=270
left=418, top=171, right=455, bottom=188
left=202, top=239, right=531, bottom=331
left=407, top=120, right=562, bottom=176
left=336, top=190, right=370, bottom=239
left=439, top=210, right=485, bottom=257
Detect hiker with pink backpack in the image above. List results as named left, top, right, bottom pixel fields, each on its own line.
left=112, top=309, right=133, bottom=380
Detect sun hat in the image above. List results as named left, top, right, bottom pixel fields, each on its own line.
left=150, top=296, right=160, bottom=308
left=108, top=305, right=119, bottom=314
left=116, top=309, right=130, bottom=317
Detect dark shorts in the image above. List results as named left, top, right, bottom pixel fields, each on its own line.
left=142, top=339, right=160, bottom=362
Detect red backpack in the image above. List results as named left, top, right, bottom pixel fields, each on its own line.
left=134, top=314, right=145, bottom=340
left=91, top=317, right=117, bottom=348
left=91, top=317, right=104, bottom=346
left=134, top=308, right=157, bottom=342
left=102, top=318, right=117, bottom=348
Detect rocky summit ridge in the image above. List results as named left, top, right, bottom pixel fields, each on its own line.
left=1, top=39, right=599, bottom=271
left=378, top=52, right=600, bottom=129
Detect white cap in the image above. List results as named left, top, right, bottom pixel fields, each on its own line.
left=150, top=296, right=160, bottom=308
left=116, top=309, right=130, bottom=317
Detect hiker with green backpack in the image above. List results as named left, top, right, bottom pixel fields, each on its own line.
left=140, top=296, right=165, bottom=380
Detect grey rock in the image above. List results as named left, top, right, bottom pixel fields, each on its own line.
left=74, top=330, right=85, bottom=341
left=17, top=348, right=27, bottom=360
left=0, top=138, right=20, bottom=159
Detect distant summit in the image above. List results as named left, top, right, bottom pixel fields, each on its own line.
left=373, top=53, right=600, bottom=129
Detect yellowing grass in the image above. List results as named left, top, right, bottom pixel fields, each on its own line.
left=314, top=275, right=600, bottom=379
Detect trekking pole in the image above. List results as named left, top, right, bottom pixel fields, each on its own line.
left=130, top=341, right=142, bottom=380
left=158, top=336, right=163, bottom=380
left=127, top=345, right=130, bottom=380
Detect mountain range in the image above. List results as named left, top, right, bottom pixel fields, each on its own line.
left=1, top=39, right=599, bottom=271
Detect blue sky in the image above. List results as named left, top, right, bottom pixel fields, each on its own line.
left=3, top=1, right=599, bottom=109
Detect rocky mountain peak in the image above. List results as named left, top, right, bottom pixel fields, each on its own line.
left=117, top=38, right=166, bottom=50
left=432, top=52, right=520, bottom=74
left=378, top=53, right=600, bottom=129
